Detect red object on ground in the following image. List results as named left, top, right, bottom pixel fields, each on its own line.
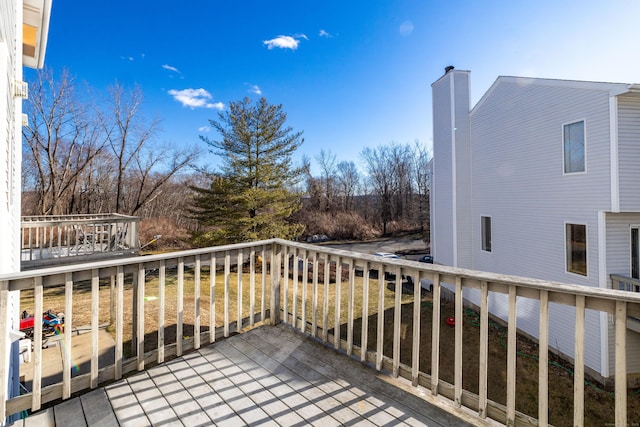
left=446, top=316, right=456, bottom=327
left=19, top=316, right=35, bottom=330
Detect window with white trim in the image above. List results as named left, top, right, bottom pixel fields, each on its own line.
left=566, top=223, right=587, bottom=276
left=563, top=120, right=585, bottom=173
left=481, top=216, right=491, bottom=252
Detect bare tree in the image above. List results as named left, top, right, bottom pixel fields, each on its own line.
left=315, top=149, right=337, bottom=212
left=97, top=83, right=199, bottom=215
left=23, top=70, right=199, bottom=220
left=335, top=160, right=360, bottom=211
left=388, top=144, right=413, bottom=221
left=361, top=145, right=396, bottom=234
left=412, top=141, right=431, bottom=232
left=22, top=69, right=106, bottom=215
left=98, top=83, right=159, bottom=213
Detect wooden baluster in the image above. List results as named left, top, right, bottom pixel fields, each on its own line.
left=158, top=260, right=166, bottom=363
left=32, top=277, right=43, bottom=411
left=210, top=253, right=216, bottom=344
left=506, top=286, right=517, bottom=424
left=224, top=251, right=230, bottom=338
left=63, top=273, right=73, bottom=399
left=411, top=269, right=421, bottom=387
left=431, top=273, right=441, bottom=396
left=312, top=252, right=319, bottom=338
left=177, top=258, right=184, bottom=356
left=376, top=263, right=384, bottom=371
left=478, top=281, right=489, bottom=418
left=538, top=290, right=549, bottom=426
left=361, top=261, right=370, bottom=363
left=194, top=255, right=201, bottom=350
left=237, top=251, right=243, bottom=331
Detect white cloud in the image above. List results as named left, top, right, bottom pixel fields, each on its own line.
left=249, top=84, right=262, bottom=95
left=263, top=35, right=305, bottom=50
left=162, top=64, right=181, bottom=74
left=198, top=126, right=210, bottom=132
left=121, top=56, right=135, bottom=61
left=168, top=88, right=225, bottom=110
left=399, top=20, right=414, bottom=36
left=319, top=29, right=332, bottom=38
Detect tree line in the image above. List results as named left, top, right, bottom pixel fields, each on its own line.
left=22, top=69, right=431, bottom=246
left=302, top=142, right=431, bottom=239
left=22, top=69, right=198, bottom=218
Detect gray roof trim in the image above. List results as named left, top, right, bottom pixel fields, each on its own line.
left=470, top=76, right=636, bottom=115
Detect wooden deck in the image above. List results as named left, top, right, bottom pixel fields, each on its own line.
left=10, top=325, right=474, bottom=426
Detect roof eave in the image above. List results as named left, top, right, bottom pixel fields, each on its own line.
left=22, top=0, right=52, bottom=69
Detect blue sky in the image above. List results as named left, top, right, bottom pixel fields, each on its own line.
left=30, top=0, right=640, bottom=173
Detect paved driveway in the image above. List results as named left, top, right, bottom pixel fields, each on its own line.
left=320, top=236, right=429, bottom=261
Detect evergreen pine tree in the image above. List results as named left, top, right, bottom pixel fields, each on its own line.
left=191, top=97, right=305, bottom=245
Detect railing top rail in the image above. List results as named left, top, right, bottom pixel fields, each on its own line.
left=2, top=239, right=277, bottom=285
left=611, top=274, right=640, bottom=284
left=4, top=237, right=640, bottom=305
left=272, top=239, right=640, bottom=304
left=21, top=213, right=140, bottom=224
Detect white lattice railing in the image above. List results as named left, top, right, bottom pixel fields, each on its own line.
left=20, top=214, right=140, bottom=269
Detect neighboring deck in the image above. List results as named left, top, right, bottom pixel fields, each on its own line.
left=10, top=325, right=474, bottom=427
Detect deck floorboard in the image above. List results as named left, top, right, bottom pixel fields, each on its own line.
left=17, top=324, right=473, bottom=426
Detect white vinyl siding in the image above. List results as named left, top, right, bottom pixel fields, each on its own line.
left=0, top=0, right=20, bottom=275
left=605, top=213, right=640, bottom=286
left=431, top=73, right=455, bottom=266
left=617, top=93, right=640, bottom=211
left=453, top=72, right=472, bottom=268
left=469, top=80, right=610, bottom=283
left=466, top=78, right=614, bottom=375
left=605, top=213, right=640, bottom=375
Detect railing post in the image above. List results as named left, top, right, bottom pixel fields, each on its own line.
left=270, top=242, right=282, bottom=326
left=136, top=264, right=146, bottom=371
left=0, top=281, right=8, bottom=423
left=91, top=269, right=100, bottom=387
left=615, top=300, right=627, bottom=427
left=110, top=275, right=115, bottom=327
left=115, top=266, right=124, bottom=380
left=573, top=295, right=585, bottom=426
left=131, top=271, right=138, bottom=357
left=63, top=273, right=73, bottom=399
left=431, top=273, right=441, bottom=396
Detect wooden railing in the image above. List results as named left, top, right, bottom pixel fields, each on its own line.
left=610, top=274, right=640, bottom=334
left=20, top=214, right=140, bottom=269
left=611, top=274, right=640, bottom=293
left=1, top=239, right=639, bottom=426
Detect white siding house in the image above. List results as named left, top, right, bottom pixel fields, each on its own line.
left=431, top=67, right=640, bottom=381
left=0, top=1, right=50, bottom=424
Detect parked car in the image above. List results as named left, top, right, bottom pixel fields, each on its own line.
left=373, top=252, right=400, bottom=259
left=373, top=252, right=405, bottom=281
left=307, top=234, right=330, bottom=243
left=418, top=255, right=433, bottom=263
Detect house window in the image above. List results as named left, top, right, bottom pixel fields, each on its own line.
left=481, top=216, right=491, bottom=252
left=566, top=223, right=587, bottom=276
left=563, top=120, right=585, bottom=173
left=632, top=227, right=639, bottom=280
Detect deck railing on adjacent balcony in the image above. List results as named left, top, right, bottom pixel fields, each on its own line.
left=20, top=214, right=140, bottom=269
left=2, top=238, right=640, bottom=426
